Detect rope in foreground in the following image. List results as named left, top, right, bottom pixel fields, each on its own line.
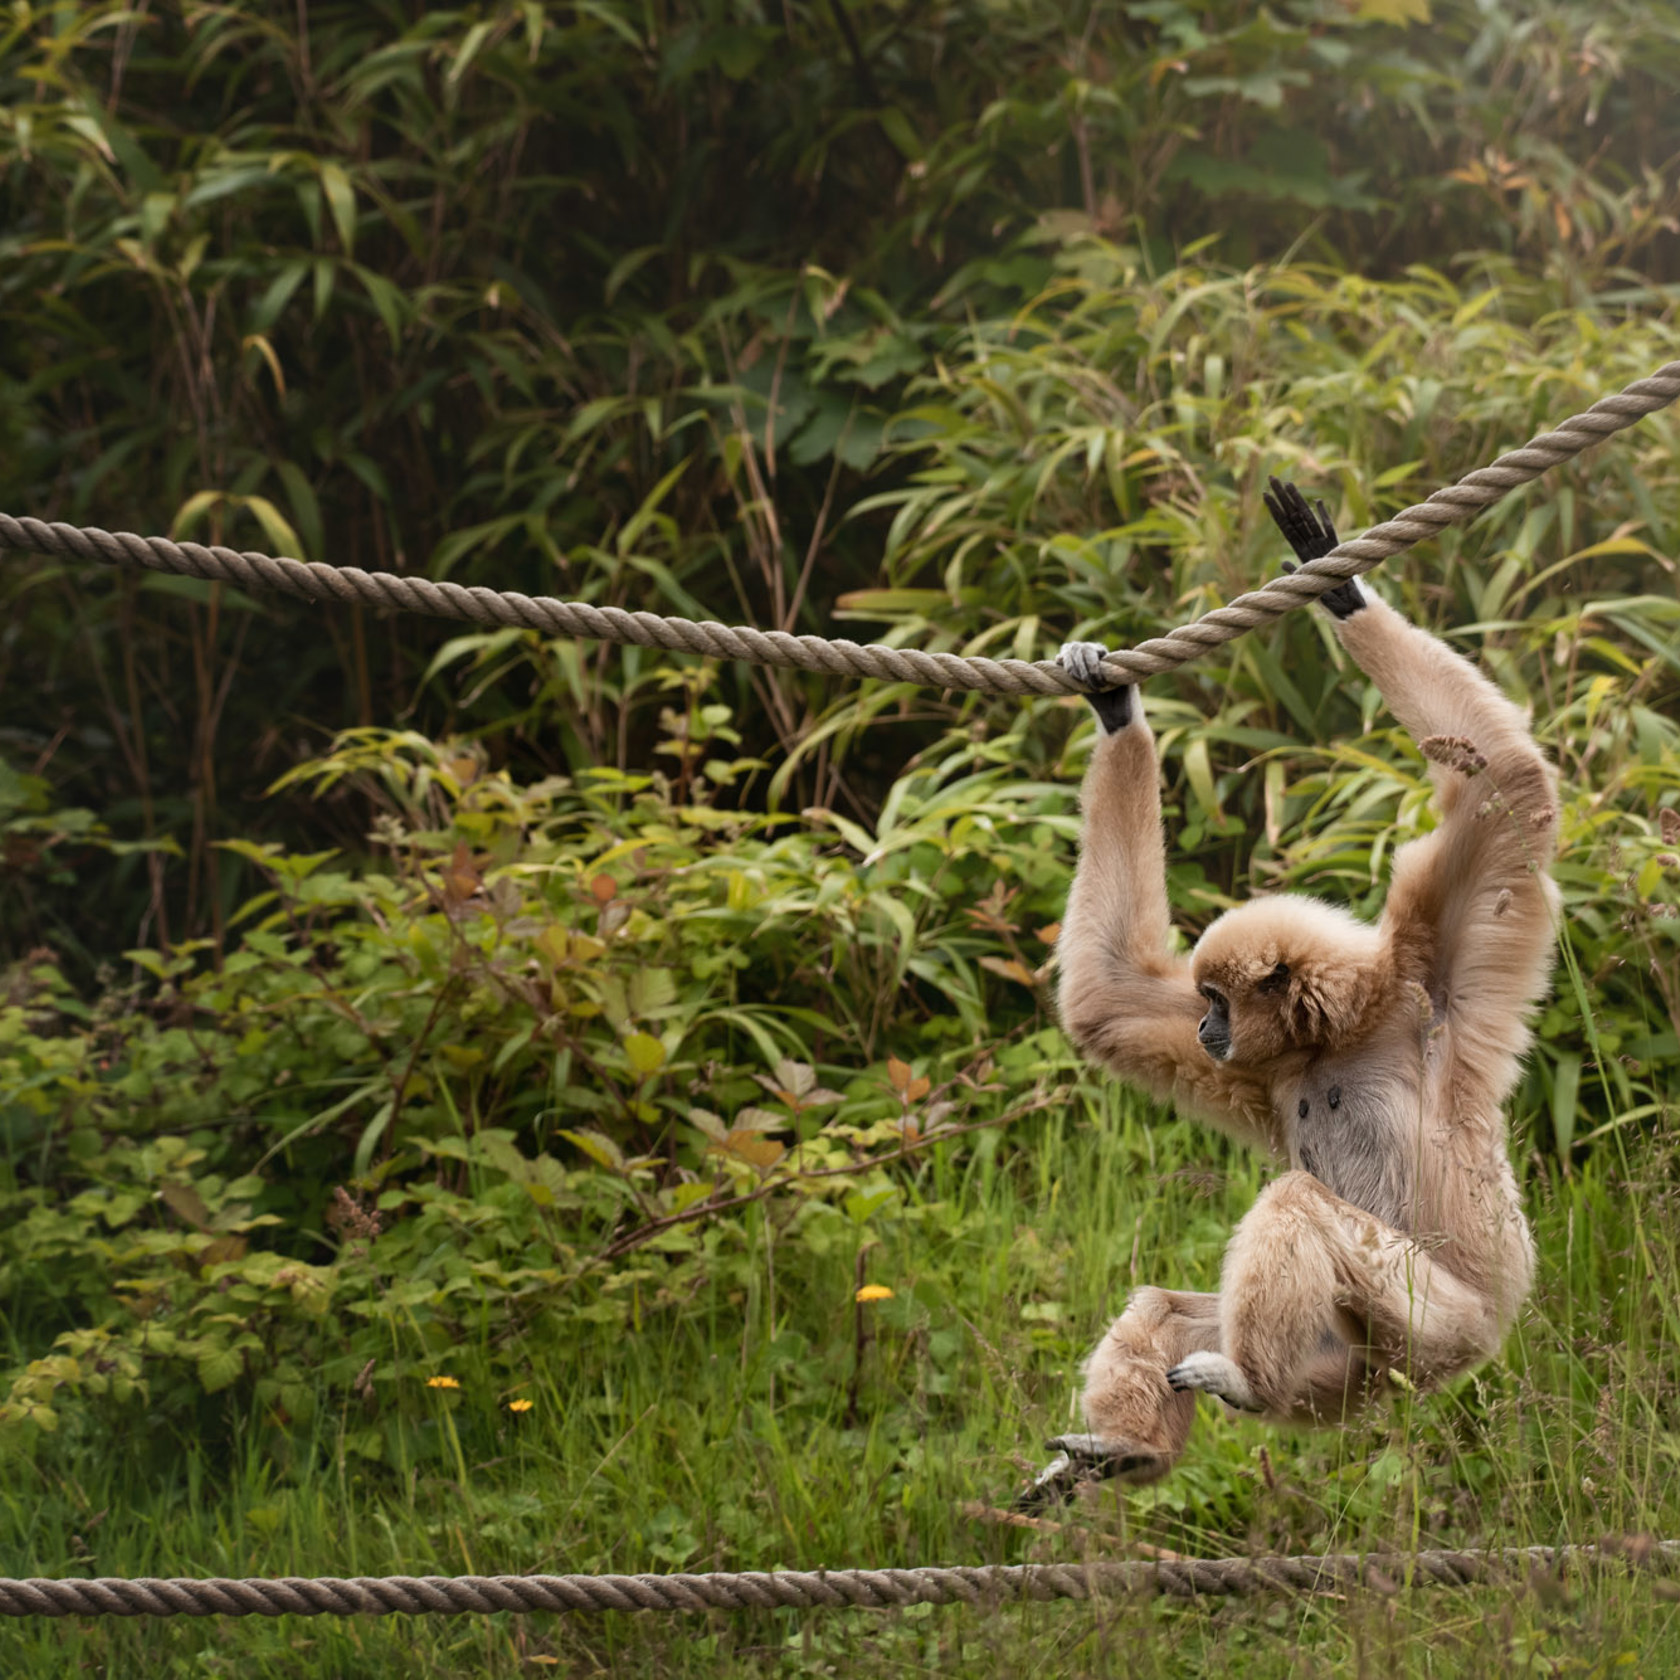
left=3, top=1542, right=1677, bottom=1617
left=3, top=362, right=1677, bottom=694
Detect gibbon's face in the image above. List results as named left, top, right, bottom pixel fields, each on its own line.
left=1195, top=961, right=1290, bottom=1064
left=1190, top=897, right=1382, bottom=1067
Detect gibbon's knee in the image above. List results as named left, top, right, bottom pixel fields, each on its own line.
left=1219, top=1172, right=1349, bottom=1411
left=1221, top=1171, right=1503, bottom=1409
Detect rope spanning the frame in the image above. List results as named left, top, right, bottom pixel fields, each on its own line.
left=2, top=361, right=1676, bottom=694
left=1, top=1542, right=1675, bottom=1618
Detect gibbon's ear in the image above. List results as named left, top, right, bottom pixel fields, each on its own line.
left=1256, top=960, right=1290, bottom=996
left=1283, top=958, right=1372, bottom=1047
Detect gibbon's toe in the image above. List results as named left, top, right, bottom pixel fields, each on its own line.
left=1013, top=1434, right=1175, bottom=1504
left=1164, top=1352, right=1265, bottom=1413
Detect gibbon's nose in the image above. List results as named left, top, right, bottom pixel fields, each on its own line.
left=1197, top=1013, right=1231, bottom=1060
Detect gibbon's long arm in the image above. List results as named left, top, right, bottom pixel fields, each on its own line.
left=1265, top=476, right=1560, bottom=1080
left=1335, top=595, right=1561, bottom=1092
left=1057, top=700, right=1275, bottom=1148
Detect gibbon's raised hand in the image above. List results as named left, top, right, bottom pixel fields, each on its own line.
left=1025, top=479, right=1559, bottom=1506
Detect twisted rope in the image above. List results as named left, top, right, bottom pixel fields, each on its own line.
left=2, top=1542, right=1675, bottom=1617
left=3, top=362, right=1676, bottom=693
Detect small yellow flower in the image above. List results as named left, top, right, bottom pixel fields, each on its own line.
left=854, top=1285, right=894, bottom=1303
left=426, top=1375, right=461, bottom=1390
left=507, top=1398, right=535, bottom=1413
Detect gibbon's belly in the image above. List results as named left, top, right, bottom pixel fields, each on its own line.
left=1285, top=1066, right=1414, bottom=1231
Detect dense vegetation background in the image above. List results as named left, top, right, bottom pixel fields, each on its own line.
left=2, top=1, right=1679, bottom=1673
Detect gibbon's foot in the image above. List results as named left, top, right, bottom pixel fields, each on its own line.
left=1057, top=641, right=1135, bottom=733
left=1012, top=1434, right=1173, bottom=1513
left=1263, top=476, right=1366, bottom=620
left=1165, top=1351, right=1266, bottom=1413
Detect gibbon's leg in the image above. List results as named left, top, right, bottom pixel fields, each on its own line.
left=1166, top=1172, right=1501, bottom=1417
left=1049, top=1288, right=1222, bottom=1483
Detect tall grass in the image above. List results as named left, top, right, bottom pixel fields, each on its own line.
left=4, top=1090, right=1679, bottom=1676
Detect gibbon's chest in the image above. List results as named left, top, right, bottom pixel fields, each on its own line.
left=1280, top=1056, right=1419, bottom=1231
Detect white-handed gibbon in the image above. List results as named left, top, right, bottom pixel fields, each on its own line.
left=1026, top=479, right=1560, bottom=1500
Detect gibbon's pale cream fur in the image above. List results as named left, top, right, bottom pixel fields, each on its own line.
left=1047, top=488, right=1560, bottom=1486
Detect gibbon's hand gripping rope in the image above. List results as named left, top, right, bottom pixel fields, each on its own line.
left=0, top=1541, right=1677, bottom=1617
left=1, top=360, right=1677, bottom=693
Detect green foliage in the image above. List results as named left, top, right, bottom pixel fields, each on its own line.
left=0, top=5, right=1678, bottom=1673
left=0, top=711, right=1076, bottom=1452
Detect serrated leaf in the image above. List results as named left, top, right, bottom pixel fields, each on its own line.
left=718, top=1132, right=784, bottom=1170
left=560, top=1128, right=624, bottom=1171
left=624, top=1031, right=666, bottom=1077
left=731, top=1106, right=787, bottom=1134
left=158, top=1182, right=211, bottom=1230
left=198, top=1344, right=244, bottom=1393
left=775, top=1058, right=815, bottom=1097
left=628, top=968, right=677, bottom=1016
left=686, top=1108, right=727, bottom=1142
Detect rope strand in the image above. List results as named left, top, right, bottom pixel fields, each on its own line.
left=3, top=361, right=1675, bottom=693
left=3, top=1542, right=1675, bottom=1617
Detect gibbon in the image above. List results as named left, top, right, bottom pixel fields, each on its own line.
left=1030, top=479, right=1560, bottom=1497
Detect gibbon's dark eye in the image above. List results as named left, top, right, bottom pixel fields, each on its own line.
left=1256, top=961, right=1290, bottom=995
left=1199, top=984, right=1224, bottom=1006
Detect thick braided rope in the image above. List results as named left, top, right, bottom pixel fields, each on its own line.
left=2, top=1543, right=1676, bottom=1617
left=3, top=361, right=1676, bottom=693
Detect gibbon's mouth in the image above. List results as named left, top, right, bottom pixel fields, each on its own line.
left=1201, top=1039, right=1233, bottom=1063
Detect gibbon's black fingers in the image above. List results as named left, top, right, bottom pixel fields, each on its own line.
left=1057, top=640, right=1135, bottom=733
left=1263, top=476, right=1324, bottom=557
left=1265, top=476, right=1337, bottom=559
left=1266, top=477, right=1365, bottom=620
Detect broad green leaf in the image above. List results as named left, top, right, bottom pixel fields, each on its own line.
left=623, top=1031, right=666, bottom=1077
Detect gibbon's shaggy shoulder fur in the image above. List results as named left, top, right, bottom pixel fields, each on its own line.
left=1040, top=481, right=1559, bottom=1490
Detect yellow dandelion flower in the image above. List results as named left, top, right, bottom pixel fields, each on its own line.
left=507, top=1398, right=535, bottom=1413
left=854, top=1284, right=894, bottom=1303
left=426, top=1375, right=461, bottom=1390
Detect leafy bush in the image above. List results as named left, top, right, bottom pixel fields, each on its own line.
left=0, top=710, right=1078, bottom=1453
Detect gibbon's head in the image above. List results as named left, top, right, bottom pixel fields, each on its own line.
left=1189, top=896, right=1383, bottom=1065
